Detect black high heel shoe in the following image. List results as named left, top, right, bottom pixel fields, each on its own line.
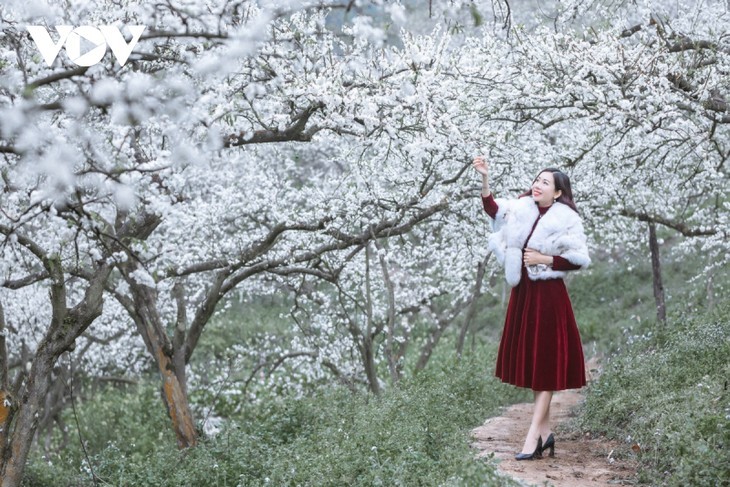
left=515, top=436, right=543, bottom=461
left=540, top=433, right=555, bottom=457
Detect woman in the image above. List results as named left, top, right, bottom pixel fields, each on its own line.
left=472, top=155, right=590, bottom=461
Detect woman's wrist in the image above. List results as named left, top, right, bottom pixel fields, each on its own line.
left=481, top=177, right=490, bottom=196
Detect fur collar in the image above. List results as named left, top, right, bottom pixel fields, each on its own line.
left=487, top=196, right=590, bottom=287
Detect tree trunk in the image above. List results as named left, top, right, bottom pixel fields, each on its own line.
left=648, top=222, right=666, bottom=326
left=360, top=338, right=381, bottom=395
left=156, top=348, right=197, bottom=448
left=361, top=243, right=381, bottom=395
left=0, top=344, right=58, bottom=487
left=456, top=253, right=490, bottom=358
left=373, top=238, right=400, bottom=384
left=121, top=275, right=197, bottom=448
left=0, top=300, right=10, bottom=462
left=705, top=267, right=715, bottom=311
left=0, top=213, right=153, bottom=485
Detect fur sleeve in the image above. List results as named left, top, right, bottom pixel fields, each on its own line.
left=490, top=197, right=514, bottom=233
left=555, top=220, right=591, bottom=269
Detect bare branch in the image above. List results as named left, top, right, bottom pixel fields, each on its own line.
left=668, top=37, right=722, bottom=53
left=619, top=209, right=718, bottom=237
left=0, top=146, right=20, bottom=155
left=223, top=102, right=325, bottom=147
left=26, top=66, right=89, bottom=91
left=0, top=300, right=7, bottom=391
left=1, top=271, right=49, bottom=290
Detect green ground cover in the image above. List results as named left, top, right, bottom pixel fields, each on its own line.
left=22, top=241, right=729, bottom=486
left=23, top=345, right=525, bottom=486
left=574, top=304, right=730, bottom=486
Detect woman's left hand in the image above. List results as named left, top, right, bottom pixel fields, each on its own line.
left=524, top=248, right=552, bottom=266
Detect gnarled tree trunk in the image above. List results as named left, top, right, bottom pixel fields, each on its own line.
left=116, top=267, right=198, bottom=449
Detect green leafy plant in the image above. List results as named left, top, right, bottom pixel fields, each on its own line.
left=576, top=304, right=730, bottom=486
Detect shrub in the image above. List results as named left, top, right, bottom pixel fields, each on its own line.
left=22, top=380, right=176, bottom=487
left=576, top=304, right=730, bottom=486
left=25, top=343, right=526, bottom=486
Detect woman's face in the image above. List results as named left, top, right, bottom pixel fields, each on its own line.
left=531, top=171, right=562, bottom=207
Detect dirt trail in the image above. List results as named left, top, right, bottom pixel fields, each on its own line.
left=470, top=359, right=638, bottom=486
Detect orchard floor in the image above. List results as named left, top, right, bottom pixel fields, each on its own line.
left=471, top=358, right=639, bottom=486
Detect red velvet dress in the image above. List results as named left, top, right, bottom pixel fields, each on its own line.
left=482, top=194, right=586, bottom=391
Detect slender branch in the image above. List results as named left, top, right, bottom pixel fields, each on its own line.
left=456, top=252, right=491, bottom=358
left=80, top=329, right=126, bottom=346
left=26, top=66, right=89, bottom=91
left=0, top=300, right=7, bottom=391
left=140, top=31, right=228, bottom=41
left=619, top=209, right=718, bottom=237
left=95, top=376, right=139, bottom=385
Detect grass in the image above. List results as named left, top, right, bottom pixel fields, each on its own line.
left=24, top=343, right=525, bottom=486
left=22, top=236, right=729, bottom=486
left=574, top=304, right=730, bottom=486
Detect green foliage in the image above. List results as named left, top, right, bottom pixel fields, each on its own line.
left=567, top=238, right=729, bottom=356
left=24, top=239, right=727, bottom=486
left=568, top=256, right=656, bottom=354
left=23, top=380, right=176, bottom=487
left=25, top=346, right=524, bottom=486
left=576, top=304, right=730, bottom=486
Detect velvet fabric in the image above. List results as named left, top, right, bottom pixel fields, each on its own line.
left=482, top=194, right=587, bottom=391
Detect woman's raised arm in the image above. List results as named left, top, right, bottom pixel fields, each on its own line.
left=473, top=156, right=499, bottom=218
left=472, top=155, right=491, bottom=197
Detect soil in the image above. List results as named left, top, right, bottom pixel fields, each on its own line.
left=470, top=358, right=639, bottom=486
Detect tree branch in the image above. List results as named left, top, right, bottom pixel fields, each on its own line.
left=619, top=209, right=718, bottom=237
left=223, top=102, right=325, bottom=147
left=26, top=66, right=89, bottom=91
left=1, top=271, right=49, bottom=290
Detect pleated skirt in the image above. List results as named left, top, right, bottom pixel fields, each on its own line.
left=495, top=266, right=586, bottom=391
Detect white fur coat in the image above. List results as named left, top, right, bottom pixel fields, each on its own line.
left=487, top=196, right=590, bottom=287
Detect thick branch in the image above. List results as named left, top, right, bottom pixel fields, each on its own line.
left=166, top=218, right=332, bottom=278
left=172, top=281, right=187, bottom=353
left=1, top=271, right=49, bottom=290
left=223, top=102, right=325, bottom=147
left=0, top=146, right=20, bottom=155
left=668, top=37, right=721, bottom=53
left=373, top=237, right=398, bottom=383
left=183, top=271, right=228, bottom=363
left=220, top=197, right=449, bottom=296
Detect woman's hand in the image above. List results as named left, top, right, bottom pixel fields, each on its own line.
left=524, top=248, right=552, bottom=266
left=472, top=156, right=489, bottom=177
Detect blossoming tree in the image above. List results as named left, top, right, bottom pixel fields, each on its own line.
left=0, top=0, right=728, bottom=485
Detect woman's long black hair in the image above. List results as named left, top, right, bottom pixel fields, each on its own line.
left=519, top=167, right=579, bottom=213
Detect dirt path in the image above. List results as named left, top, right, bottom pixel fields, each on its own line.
left=470, top=359, right=638, bottom=486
